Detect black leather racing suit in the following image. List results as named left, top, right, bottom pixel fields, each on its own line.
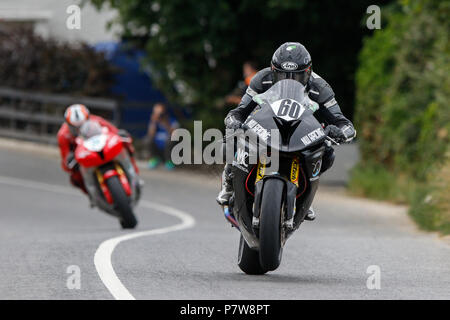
left=225, top=67, right=356, bottom=174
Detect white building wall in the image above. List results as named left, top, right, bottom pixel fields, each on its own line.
left=0, top=0, right=120, bottom=44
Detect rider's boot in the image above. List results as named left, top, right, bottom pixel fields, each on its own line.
left=304, top=206, right=316, bottom=221
left=216, top=164, right=233, bottom=206
left=88, top=193, right=96, bottom=208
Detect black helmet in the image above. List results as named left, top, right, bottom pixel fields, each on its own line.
left=271, top=42, right=312, bottom=85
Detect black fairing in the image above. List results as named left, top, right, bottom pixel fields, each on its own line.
left=244, top=79, right=326, bottom=152
left=231, top=79, right=328, bottom=249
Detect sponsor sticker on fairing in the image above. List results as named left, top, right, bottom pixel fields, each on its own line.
left=301, top=128, right=325, bottom=146
left=290, top=158, right=300, bottom=186
left=235, top=148, right=248, bottom=166
left=246, top=119, right=271, bottom=141
left=233, top=147, right=250, bottom=172
left=311, top=159, right=322, bottom=177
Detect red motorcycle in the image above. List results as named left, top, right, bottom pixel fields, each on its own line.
left=74, top=120, right=141, bottom=229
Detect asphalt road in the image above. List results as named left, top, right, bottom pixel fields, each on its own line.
left=0, top=140, right=449, bottom=300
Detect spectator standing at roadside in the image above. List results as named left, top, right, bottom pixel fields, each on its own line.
left=146, top=102, right=179, bottom=170
left=224, top=61, right=258, bottom=106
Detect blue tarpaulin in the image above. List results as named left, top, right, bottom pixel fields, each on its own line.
left=94, top=41, right=167, bottom=137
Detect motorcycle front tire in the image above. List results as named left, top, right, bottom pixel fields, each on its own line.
left=106, top=175, right=138, bottom=229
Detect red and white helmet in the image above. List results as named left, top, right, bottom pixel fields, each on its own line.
left=64, top=104, right=90, bottom=131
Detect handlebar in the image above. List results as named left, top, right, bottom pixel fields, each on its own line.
left=325, top=136, right=340, bottom=146
left=224, top=123, right=342, bottom=146
left=324, top=125, right=342, bottom=146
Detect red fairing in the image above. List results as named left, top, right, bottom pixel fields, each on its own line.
left=62, top=117, right=136, bottom=203
left=57, top=115, right=118, bottom=172
left=75, top=131, right=123, bottom=168
left=102, top=134, right=123, bottom=163
left=75, top=145, right=102, bottom=168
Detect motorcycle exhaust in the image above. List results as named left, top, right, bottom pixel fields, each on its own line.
left=223, top=206, right=240, bottom=230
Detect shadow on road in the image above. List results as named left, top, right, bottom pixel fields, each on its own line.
left=195, top=271, right=362, bottom=286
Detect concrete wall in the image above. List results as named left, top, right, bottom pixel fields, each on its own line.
left=0, top=0, right=120, bottom=44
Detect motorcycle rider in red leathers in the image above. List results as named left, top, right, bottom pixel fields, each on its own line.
left=57, top=104, right=138, bottom=195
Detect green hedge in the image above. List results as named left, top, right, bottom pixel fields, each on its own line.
left=350, top=0, right=450, bottom=233
left=0, top=25, right=117, bottom=96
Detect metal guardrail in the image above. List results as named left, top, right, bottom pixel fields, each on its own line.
left=0, top=87, right=119, bottom=144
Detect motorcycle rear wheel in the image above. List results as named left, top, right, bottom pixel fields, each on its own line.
left=106, top=176, right=138, bottom=229
left=259, top=178, right=284, bottom=271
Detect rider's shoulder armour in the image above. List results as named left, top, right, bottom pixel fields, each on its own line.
left=307, top=72, right=335, bottom=105
left=249, top=67, right=274, bottom=94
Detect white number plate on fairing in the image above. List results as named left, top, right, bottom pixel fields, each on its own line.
left=270, top=98, right=306, bottom=121
left=84, top=134, right=107, bottom=152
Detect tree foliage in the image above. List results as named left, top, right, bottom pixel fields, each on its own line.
left=355, top=0, right=450, bottom=177
left=352, top=0, right=450, bottom=233
left=89, top=0, right=391, bottom=126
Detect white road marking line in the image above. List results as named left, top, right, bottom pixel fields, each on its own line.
left=94, top=200, right=195, bottom=300
left=0, top=175, right=196, bottom=300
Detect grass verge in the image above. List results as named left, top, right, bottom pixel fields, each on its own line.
left=348, top=158, right=450, bottom=235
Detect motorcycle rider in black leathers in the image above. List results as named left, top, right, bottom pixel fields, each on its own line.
left=216, top=42, right=356, bottom=221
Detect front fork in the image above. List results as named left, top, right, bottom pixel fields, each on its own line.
left=252, top=157, right=300, bottom=230
left=223, top=157, right=302, bottom=232
left=95, top=161, right=131, bottom=204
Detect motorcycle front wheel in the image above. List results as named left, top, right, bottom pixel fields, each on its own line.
left=258, top=178, right=284, bottom=271
left=237, top=235, right=267, bottom=275
left=106, top=175, right=138, bottom=229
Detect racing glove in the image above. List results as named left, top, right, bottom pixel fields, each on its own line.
left=340, top=125, right=356, bottom=142
left=65, top=152, right=79, bottom=171
left=225, top=115, right=243, bottom=130
left=326, top=125, right=356, bottom=143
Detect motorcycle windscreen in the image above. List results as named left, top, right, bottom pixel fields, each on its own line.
left=249, top=79, right=325, bottom=152
left=80, top=120, right=103, bottom=139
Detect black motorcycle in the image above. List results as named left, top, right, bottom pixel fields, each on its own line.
left=223, top=79, right=340, bottom=274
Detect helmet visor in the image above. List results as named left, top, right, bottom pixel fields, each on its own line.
left=273, top=68, right=311, bottom=86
